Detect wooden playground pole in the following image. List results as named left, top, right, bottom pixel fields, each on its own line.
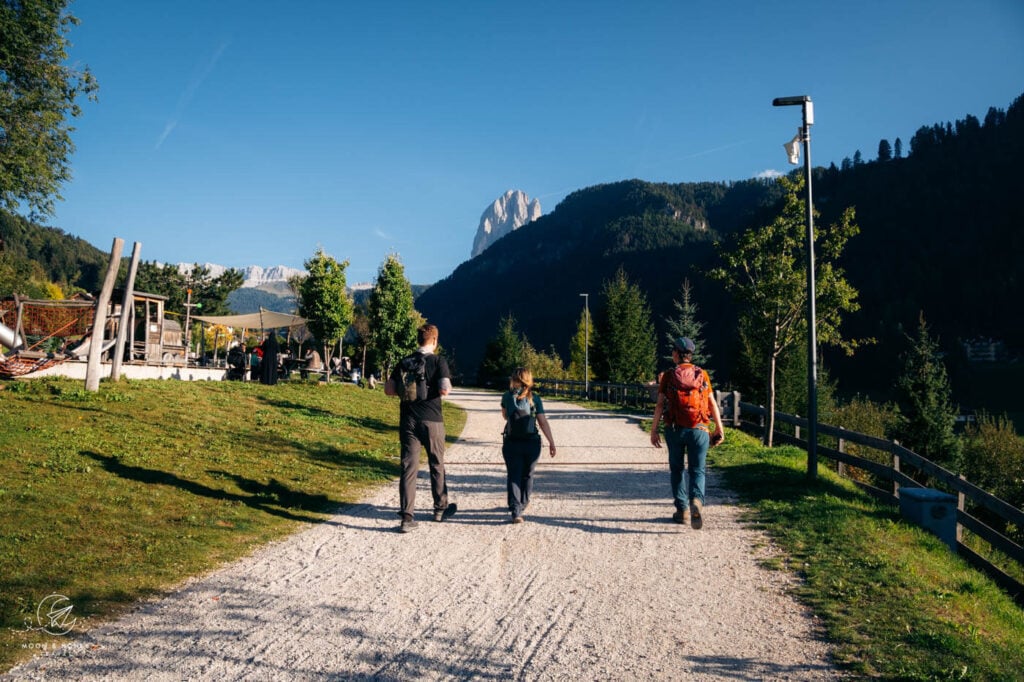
left=85, top=238, right=124, bottom=392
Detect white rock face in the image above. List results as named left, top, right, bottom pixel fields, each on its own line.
left=471, top=190, right=542, bottom=258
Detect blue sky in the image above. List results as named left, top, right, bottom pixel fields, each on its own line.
left=52, top=0, right=1024, bottom=285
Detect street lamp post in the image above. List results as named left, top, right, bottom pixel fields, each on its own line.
left=579, top=293, right=589, bottom=400
left=773, top=95, right=818, bottom=480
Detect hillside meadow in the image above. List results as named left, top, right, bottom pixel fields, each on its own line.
left=0, top=377, right=465, bottom=670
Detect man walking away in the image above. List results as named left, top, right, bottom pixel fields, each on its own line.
left=649, top=337, right=725, bottom=529
left=385, top=324, right=457, bottom=533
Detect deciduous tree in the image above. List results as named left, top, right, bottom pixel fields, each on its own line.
left=297, top=249, right=353, bottom=381
left=0, top=0, right=98, bottom=218
left=710, top=175, right=864, bottom=445
left=567, top=308, right=594, bottom=382
left=366, top=253, right=417, bottom=379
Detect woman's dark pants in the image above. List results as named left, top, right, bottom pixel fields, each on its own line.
left=502, top=437, right=542, bottom=518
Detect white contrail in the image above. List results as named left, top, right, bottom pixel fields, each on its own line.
left=155, top=40, right=230, bottom=150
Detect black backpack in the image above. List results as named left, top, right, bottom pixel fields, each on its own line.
left=397, top=353, right=428, bottom=402
left=505, top=394, right=538, bottom=440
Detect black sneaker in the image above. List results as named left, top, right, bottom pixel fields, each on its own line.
left=399, top=518, right=419, bottom=533
left=433, top=503, right=458, bottom=522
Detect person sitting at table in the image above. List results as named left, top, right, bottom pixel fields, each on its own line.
left=302, top=347, right=322, bottom=380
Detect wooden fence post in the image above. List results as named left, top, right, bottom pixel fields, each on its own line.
left=837, top=427, right=846, bottom=478
left=794, top=415, right=800, bottom=441
left=892, top=440, right=901, bottom=499
left=731, top=391, right=741, bottom=427
left=957, top=474, right=966, bottom=544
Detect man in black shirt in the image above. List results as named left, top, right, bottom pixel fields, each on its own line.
left=385, top=324, right=456, bottom=532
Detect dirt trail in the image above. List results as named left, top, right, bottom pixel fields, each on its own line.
left=5, top=388, right=839, bottom=681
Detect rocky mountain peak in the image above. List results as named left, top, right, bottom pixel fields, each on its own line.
left=471, top=190, right=542, bottom=258
left=175, top=263, right=306, bottom=288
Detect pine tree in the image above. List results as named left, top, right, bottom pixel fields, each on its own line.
left=877, top=139, right=893, bottom=162
left=367, top=253, right=418, bottom=379
left=598, top=267, right=656, bottom=384
left=893, top=313, right=961, bottom=466
left=662, top=278, right=711, bottom=371
left=479, top=314, right=524, bottom=380
left=894, top=137, right=903, bottom=158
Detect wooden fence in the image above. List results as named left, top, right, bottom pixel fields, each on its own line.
left=533, top=378, right=1023, bottom=603
left=721, top=393, right=1024, bottom=604
left=533, top=378, right=657, bottom=408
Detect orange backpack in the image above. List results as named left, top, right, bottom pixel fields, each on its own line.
left=664, top=364, right=711, bottom=429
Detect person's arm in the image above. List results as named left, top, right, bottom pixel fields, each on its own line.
left=384, top=370, right=398, bottom=396
left=536, top=413, right=556, bottom=457
left=650, top=393, right=665, bottom=448
left=708, top=384, right=725, bottom=446
left=437, top=356, right=452, bottom=396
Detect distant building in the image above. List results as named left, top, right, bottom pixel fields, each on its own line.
left=963, top=338, right=1007, bottom=363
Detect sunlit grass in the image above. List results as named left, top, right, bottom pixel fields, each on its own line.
left=711, top=430, right=1024, bottom=680
left=0, top=377, right=465, bottom=670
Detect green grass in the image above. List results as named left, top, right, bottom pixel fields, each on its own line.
left=0, top=377, right=466, bottom=671
left=711, top=429, right=1024, bottom=681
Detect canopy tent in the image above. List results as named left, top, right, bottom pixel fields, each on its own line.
left=192, top=308, right=306, bottom=330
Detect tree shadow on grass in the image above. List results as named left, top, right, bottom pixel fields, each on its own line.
left=83, top=451, right=331, bottom=523
left=256, top=397, right=395, bottom=435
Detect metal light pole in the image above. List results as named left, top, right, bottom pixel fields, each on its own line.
left=579, top=293, right=589, bottom=399
left=773, top=95, right=818, bottom=480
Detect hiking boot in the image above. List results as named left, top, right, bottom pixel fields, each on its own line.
left=511, top=515, right=525, bottom=524
left=399, top=518, right=419, bottom=533
left=672, top=509, right=690, bottom=524
left=433, top=503, right=458, bottom=522
left=690, top=499, right=704, bottom=530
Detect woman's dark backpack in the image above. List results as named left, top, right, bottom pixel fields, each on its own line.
left=504, top=394, right=538, bottom=440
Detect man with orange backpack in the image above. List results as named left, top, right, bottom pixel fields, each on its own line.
left=650, top=337, right=725, bottom=529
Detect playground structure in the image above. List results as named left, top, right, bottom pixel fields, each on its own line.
left=0, top=292, right=190, bottom=380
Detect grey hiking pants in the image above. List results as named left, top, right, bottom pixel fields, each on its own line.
left=398, top=419, right=448, bottom=520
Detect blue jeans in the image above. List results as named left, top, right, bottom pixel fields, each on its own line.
left=664, top=426, right=709, bottom=510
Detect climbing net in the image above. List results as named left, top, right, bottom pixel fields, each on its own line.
left=0, top=298, right=96, bottom=348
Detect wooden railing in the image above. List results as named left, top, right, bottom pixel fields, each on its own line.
left=533, top=377, right=1023, bottom=602
left=533, top=378, right=656, bottom=408
left=720, top=393, right=1024, bottom=603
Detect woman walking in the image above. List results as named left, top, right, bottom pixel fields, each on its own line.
left=500, top=367, right=556, bottom=523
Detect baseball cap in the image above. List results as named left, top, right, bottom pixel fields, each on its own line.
left=672, top=337, right=696, bottom=353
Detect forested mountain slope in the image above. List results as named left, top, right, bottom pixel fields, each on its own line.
left=419, top=92, right=1024, bottom=391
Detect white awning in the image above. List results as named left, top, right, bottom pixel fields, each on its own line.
left=192, top=307, right=306, bottom=329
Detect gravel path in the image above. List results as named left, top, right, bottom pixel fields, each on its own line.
left=5, top=388, right=840, bottom=681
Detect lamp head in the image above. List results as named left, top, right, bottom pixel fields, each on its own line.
left=773, top=95, right=810, bottom=107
